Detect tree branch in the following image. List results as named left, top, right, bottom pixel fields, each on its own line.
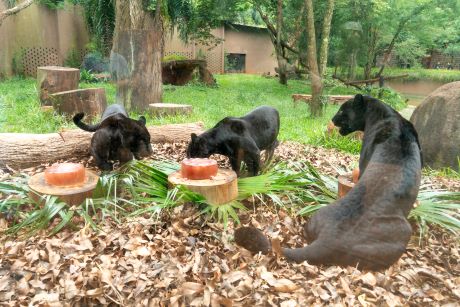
left=253, top=4, right=300, bottom=55
left=0, top=0, right=34, bottom=27
left=376, top=2, right=433, bottom=77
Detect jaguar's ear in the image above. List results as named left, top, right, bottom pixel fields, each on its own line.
left=230, top=120, right=245, bottom=134
left=138, top=116, right=147, bottom=125
left=354, top=94, right=367, bottom=109
left=191, top=133, right=197, bottom=142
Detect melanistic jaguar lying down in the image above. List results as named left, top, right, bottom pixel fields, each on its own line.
left=235, top=94, right=422, bottom=270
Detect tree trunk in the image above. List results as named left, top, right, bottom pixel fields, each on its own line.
left=276, top=0, right=287, bottom=85
left=304, top=0, right=323, bottom=117
left=111, top=0, right=163, bottom=112
left=0, top=123, right=204, bottom=170
left=0, top=0, right=34, bottom=27
left=348, top=50, right=358, bottom=80
left=364, top=28, right=377, bottom=80
left=318, top=0, right=335, bottom=77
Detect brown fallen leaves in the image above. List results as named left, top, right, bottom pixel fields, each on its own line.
left=0, top=141, right=459, bottom=305
left=0, top=202, right=458, bottom=305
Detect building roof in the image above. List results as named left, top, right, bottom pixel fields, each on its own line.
left=224, top=22, right=269, bottom=33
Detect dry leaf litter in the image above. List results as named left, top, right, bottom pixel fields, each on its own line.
left=0, top=141, right=458, bottom=306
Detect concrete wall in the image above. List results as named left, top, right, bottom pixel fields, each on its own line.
left=163, top=24, right=276, bottom=74
left=223, top=24, right=276, bottom=74
left=0, top=2, right=89, bottom=77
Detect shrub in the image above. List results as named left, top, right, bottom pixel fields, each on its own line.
left=64, top=48, right=82, bottom=68
left=82, top=52, right=109, bottom=73
left=162, top=54, right=188, bottom=62
left=80, top=69, right=99, bottom=83
left=361, top=86, right=407, bottom=111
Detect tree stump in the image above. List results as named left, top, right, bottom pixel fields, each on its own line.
left=168, top=169, right=238, bottom=205
left=50, top=88, right=107, bottom=119
left=149, top=103, right=193, bottom=116
left=198, top=64, right=217, bottom=86
left=162, top=60, right=216, bottom=86
left=338, top=173, right=354, bottom=198
left=28, top=169, right=99, bottom=206
left=37, top=66, right=80, bottom=105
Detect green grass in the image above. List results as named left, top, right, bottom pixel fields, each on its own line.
left=0, top=74, right=359, bottom=148
left=351, top=67, right=460, bottom=83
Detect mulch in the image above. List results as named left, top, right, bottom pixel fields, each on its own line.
left=0, top=141, right=459, bottom=306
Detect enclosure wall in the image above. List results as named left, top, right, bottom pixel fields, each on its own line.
left=0, top=2, right=89, bottom=77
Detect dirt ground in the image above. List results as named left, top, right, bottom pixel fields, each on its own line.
left=0, top=142, right=459, bottom=306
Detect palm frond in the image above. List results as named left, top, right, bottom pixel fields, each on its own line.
left=201, top=201, right=247, bottom=229
left=1, top=158, right=459, bottom=240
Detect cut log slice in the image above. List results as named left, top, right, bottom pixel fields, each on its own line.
left=338, top=173, right=354, bottom=198
left=168, top=168, right=238, bottom=205
left=149, top=103, right=193, bottom=117
left=28, top=169, right=99, bottom=206
left=50, top=88, right=107, bottom=119
left=37, top=66, right=80, bottom=105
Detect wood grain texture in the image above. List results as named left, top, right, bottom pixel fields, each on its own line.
left=0, top=122, right=204, bottom=170
left=168, top=168, right=238, bottom=205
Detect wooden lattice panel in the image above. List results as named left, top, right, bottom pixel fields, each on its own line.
left=22, top=47, right=60, bottom=77
left=164, top=51, right=193, bottom=59
left=205, top=49, right=223, bottom=74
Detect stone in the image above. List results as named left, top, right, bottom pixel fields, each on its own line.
left=50, top=88, right=107, bottom=119
left=410, top=81, right=460, bottom=171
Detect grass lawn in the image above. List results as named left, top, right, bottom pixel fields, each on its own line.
left=0, top=74, right=361, bottom=152
left=350, top=67, right=460, bottom=83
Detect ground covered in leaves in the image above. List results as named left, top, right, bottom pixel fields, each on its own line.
left=0, top=142, right=459, bottom=306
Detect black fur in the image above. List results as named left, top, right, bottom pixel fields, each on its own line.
left=73, top=104, right=153, bottom=171
left=235, top=95, right=422, bottom=270
left=186, top=106, right=280, bottom=176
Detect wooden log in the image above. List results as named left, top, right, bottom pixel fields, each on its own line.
left=37, top=66, right=80, bottom=105
left=162, top=60, right=206, bottom=86
left=198, top=64, right=216, bottom=86
left=168, top=169, right=238, bottom=205
left=292, top=94, right=354, bottom=107
left=50, top=88, right=107, bottom=119
left=149, top=103, right=193, bottom=116
left=28, top=169, right=99, bottom=206
left=0, top=122, right=204, bottom=170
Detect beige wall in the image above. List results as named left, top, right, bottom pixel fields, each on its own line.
left=164, top=27, right=225, bottom=74
left=164, top=24, right=276, bottom=75
left=223, top=24, right=276, bottom=74
left=0, top=2, right=89, bottom=77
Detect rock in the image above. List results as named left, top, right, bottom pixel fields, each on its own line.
left=410, top=81, right=460, bottom=171
left=50, top=88, right=107, bottom=119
